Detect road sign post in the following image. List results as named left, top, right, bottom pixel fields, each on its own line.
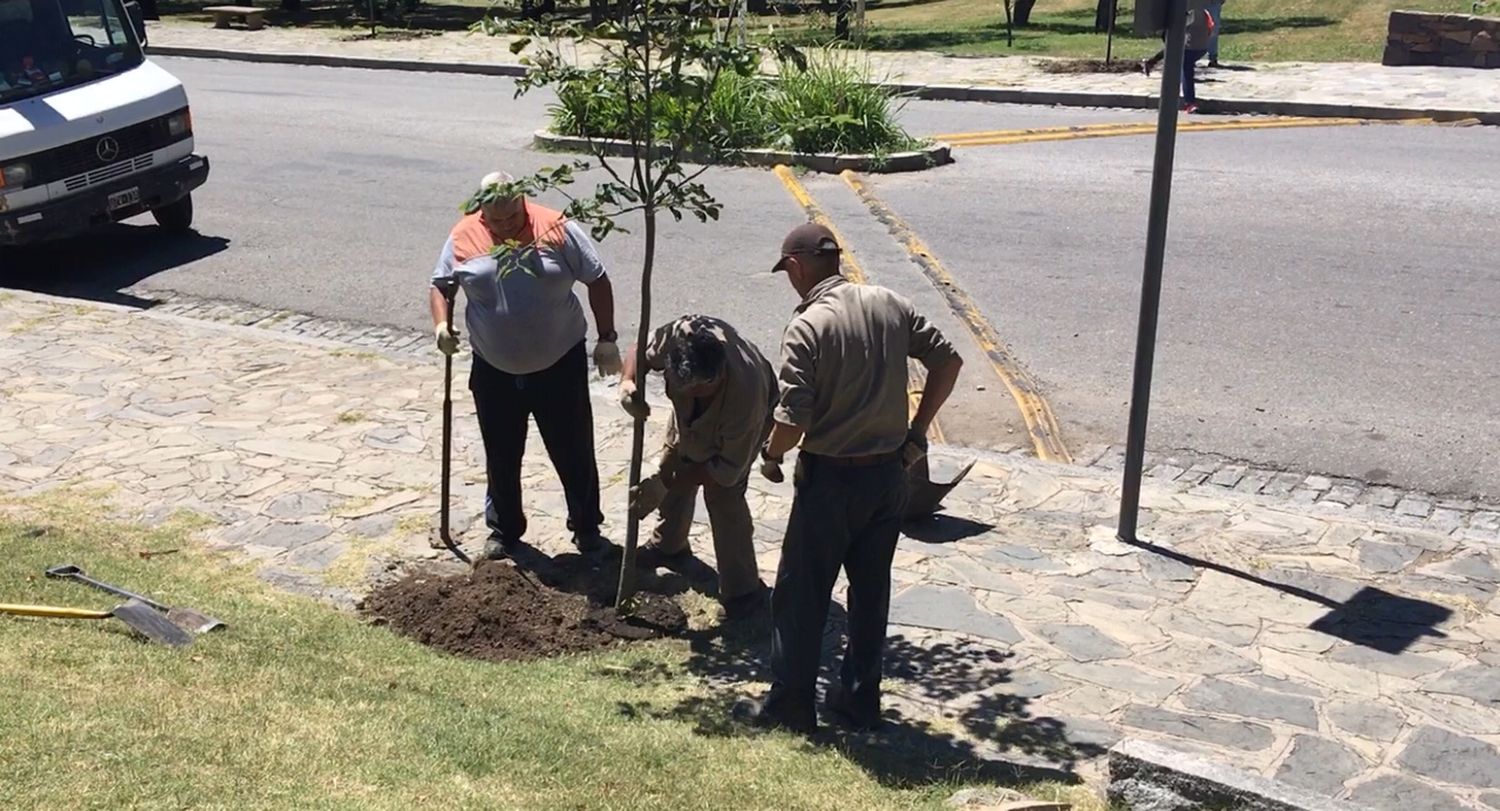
left=1118, top=0, right=1189, bottom=543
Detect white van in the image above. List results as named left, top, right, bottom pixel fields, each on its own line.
left=0, top=0, right=207, bottom=246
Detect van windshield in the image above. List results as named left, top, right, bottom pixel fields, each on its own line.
left=0, top=0, right=143, bottom=104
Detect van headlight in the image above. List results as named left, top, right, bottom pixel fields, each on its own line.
left=0, top=162, right=30, bottom=189
left=166, top=109, right=192, bottom=138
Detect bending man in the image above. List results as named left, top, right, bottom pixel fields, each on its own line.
left=621, top=315, right=775, bottom=618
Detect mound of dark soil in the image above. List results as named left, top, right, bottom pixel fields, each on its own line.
left=1039, top=58, right=1145, bottom=75
left=364, top=560, right=687, bottom=662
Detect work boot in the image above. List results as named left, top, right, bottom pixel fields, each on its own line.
left=721, top=583, right=769, bottom=621
left=731, top=696, right=816, bottom=736
left=634, top=542, right=689, bottom=570
left=823, top=684, right=883, bottom=732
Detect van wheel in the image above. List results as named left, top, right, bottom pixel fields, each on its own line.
left=153, top=195, right=194, bottom=232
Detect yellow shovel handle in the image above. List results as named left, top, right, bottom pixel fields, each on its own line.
left=0, top=604, right=112, bottom=620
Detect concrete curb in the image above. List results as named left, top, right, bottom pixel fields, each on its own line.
left=148, top=45, right=1500, bottom=123
left=1108, top=739, right=1372, bottom=811
left=534, top=130, right=952, bottom=174
left=146, top=45, right=527, bottom=77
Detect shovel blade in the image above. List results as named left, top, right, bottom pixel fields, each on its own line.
left=113, top=599, right=193, bottom=647
left=166, top=607, right=227, bottom=634
left=904, top=457, right=976, bottom=520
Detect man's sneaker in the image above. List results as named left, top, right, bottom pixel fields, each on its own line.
left=481, top=533, right=520, bottom=561
left=1183, top=102, right=1200, bottom=114
left=481, top=537, right=508, bottom=561
left=634, top=542, right=689, bottom=569
left=731, top=697, right=816, bottom=736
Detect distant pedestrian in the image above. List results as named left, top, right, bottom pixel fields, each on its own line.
left=1206, top=0, right=1224, bottom=67
left=733, top=223, right=964, bottom=735
left=619, top=314, right=776, bottom=619
left=1140, top=1, right=1215, bottom=113
left=429, top=171, right=621, bottom=560
left=1182, top=1, right=1216, bottom=112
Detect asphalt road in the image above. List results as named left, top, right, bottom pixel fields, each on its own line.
left=5, top=58, right=1498, bottom=498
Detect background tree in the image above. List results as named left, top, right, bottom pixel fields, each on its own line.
left=477, top=0, right=787, bottom=609
left=1012, top=0, right=1037, bottom=26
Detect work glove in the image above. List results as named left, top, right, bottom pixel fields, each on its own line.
left=901, top=429, right=928, bottom=470
left=619, top=379, right=651, bottom=420
left=435, top=322, right=460, bottom=357
left=594, top=340, right=623, bottom=377
left=629, top=473, right=669, bottom=520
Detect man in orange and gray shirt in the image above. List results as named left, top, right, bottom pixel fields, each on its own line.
left=735, top=223, right=964, bottom=735
left=429, top=172, right=620, bottom=559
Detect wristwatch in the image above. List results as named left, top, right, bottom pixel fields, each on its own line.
left=598, top=330, right=618, bottom=342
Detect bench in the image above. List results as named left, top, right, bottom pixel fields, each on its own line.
left=204, top=5, right=265, bottom=30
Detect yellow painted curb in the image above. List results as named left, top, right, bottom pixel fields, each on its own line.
left=935, top=116, right=1404, bottom=148
left=771, top=164, right=943, bottom=442
left=840, top=170, right=1073, bottom=464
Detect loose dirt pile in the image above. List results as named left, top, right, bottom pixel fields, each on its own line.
left=364, top=560, right=687, bottom=662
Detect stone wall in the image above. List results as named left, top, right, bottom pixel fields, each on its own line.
left=1384, top=9, right=1500, bottom=68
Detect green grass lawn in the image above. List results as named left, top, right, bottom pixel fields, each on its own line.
left=0, top=492, right=1106, bottom=810
left=773, top=0, right=1489, bottom=62
left=153, top=0, right=1491, bottom=62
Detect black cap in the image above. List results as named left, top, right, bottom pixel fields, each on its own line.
left=772, top=222, right=840, bottom=272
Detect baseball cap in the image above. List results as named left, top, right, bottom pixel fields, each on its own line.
left=772, top=222, right=840, bottom=272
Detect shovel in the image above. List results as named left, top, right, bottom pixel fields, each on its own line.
left=0, top=600, right=193, bottom=647
left=436, top=298, right=472, bottom=566
left=904, top=453, right=976, bottom=520
left=45, top=564, right=225, bottom=634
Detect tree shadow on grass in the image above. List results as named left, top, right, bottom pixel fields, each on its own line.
left=610, top=597, right=1103, bottom=789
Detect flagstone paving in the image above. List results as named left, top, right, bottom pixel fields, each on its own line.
left=2, top=289, right=1498, bottom=809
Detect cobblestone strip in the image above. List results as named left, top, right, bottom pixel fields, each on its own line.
left=1077, top=443, right=1500, bottom=547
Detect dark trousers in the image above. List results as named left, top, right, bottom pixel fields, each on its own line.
left=1183, top=48, right=1207, bottom=103
left=470, top=342, right=602, bottom=542
left=764, top=455, right=908, bottom=729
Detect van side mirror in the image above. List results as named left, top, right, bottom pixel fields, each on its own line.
left=124, top=1, right=148, bottom=44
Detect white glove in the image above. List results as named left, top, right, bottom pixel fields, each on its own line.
left=594, top=340, right=622, bottom=376
left=619, top=379, right=650, bottom=420
left=435, top=322, right=460, bottom=357
left=629, top=473, right=669, bottom=520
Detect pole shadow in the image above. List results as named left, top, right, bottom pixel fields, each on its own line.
left=1122, top=537, right=1450, bottom=654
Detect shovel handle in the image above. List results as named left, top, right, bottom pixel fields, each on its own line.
left=45, top=565, right=169, bottom=611
left=0, top=603, right=112, bottom=620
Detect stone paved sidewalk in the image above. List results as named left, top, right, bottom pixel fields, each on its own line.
left=148, top=22, right=1500, bottom=118
left=2, top=289, right=1498, bottom=810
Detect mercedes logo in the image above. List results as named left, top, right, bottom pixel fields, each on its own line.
left=96, top=136, right=121, bottom=163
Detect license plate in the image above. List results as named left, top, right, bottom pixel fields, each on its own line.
left=107, top=187, right=140, bottom=211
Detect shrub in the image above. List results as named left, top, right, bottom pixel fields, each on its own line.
left=768, top=51, right=918, bottom=154
left=547, top=48, right=920, bottom=156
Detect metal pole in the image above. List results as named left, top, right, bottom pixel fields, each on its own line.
left=1105, top=0, right=1117, bottom=65
left=1117, top=0, right=1188, bottom=543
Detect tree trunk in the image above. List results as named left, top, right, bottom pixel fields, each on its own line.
left=1012, top=0, right=1036, bottom=26
left=279, top=0, right=301, bottom=12
left=616, top=206, right=654, bottom=610
left=589, top=0, right=606, bottom=26
left=1094, top=0, right=1110, bottom=31
left=833, top=0, right=851, bottom=39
